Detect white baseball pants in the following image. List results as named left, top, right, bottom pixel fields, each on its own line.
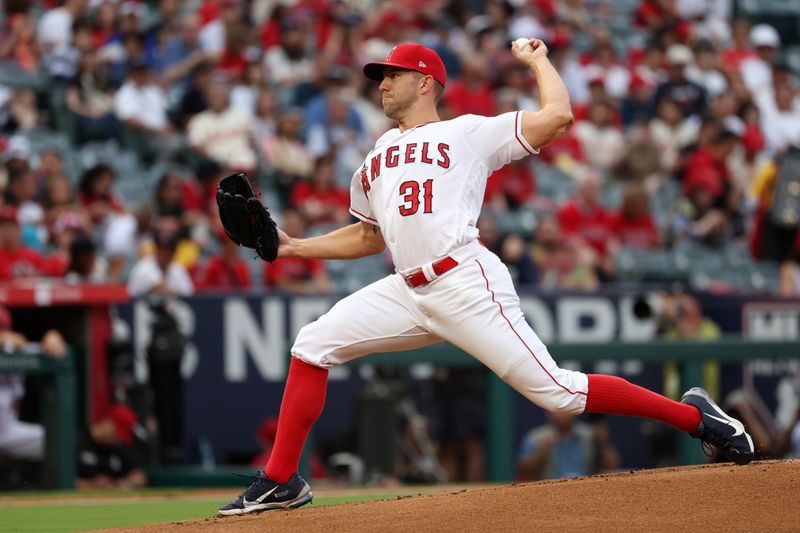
left=0, top=389, right=44, bottom=461
left=292, top=240, right=589, bottom=414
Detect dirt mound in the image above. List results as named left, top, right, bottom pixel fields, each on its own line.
left=110, top=460, right=800, bottom=533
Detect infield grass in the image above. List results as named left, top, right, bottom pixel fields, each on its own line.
left=0, top=493, right=393, bottom=532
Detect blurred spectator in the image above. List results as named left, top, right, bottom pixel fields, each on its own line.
left=574, top=100, right=626, bottom=171
left=65, top=232, right=107, bottom=283
left=531, top=217, right=561, bottom=274
left=37, top=0, right=88, bottom=79
left=0, top=10, right=39, bottom=73
left=610, top=123, right=663, bottom=185
left=682, top=128, right=738, bottom=203
left=306, top=90, right=371, bottom=183
left=230, top=62, right=265, bottom=118
left=517, top=412, right=619, bottom=480
left=779, top=249, right=800, bottom=297
left=4, top=166, right=43, bottom=228
left=182, top=158, right=222, bottom=218
left=539, top=236, right=599, bottom=291
left=0, top=307, right=66, bottom=461
left=661, top=293, right=721, bottom=340
left=653, top=44, right=707, bottom=120
left=251, top=86, right=279, bottom=146
left=127, top=228, right=194, bottom=298
left=0, top=205, right=51, bottom=280
left=757, top=84, right=800, bottom=155
left=154, top=172, right=184, bottom=216
left=78, top=163, right=125, bottom=225
left=46, top=212, right=87, bottom=277
left=264, top=208, right=331, bottom=294
left=443, top=57, right=497, bottom=117
left=262, top=17, right=315, bottom=92
left=484, top=159, right=536, bottom=210
left=611, top=183, right=661, bottom=249
left=722, top=19, right=755, bottom=74
left=65, top=48, right=118, bottom=144
left=41, top=174, right=82, bottom=231
left=159, top=12, right=209, bottom=89
left=195, top=230, right=250, bottom=291
left=76, top=403, right=147, bottom=489
left=114, top=57, right=173, bottom=161
left=685, top=41, right=728, bottom=98
left=499, top=233, right=539, bottom=286
left=557, top=172, right=617, bottom=275
left=634, top=0, right=678, bottom=32
left=176, top=59, right=214, bottom=126
left=103, top=202, right=153, bottom=273
left=289, top=154, right=350, bottom=228
left=477, top=214, right=502, bottom=254
left=90, top=0, right=117, bottom=50
left=187, top=76, right=256, bottom=172
left=199, top=0, right=243, bottom=57
left=260, top=107, right=314, bottom=201
left=740, top=24, right=780, bottom=94
left=620, top=73, right=655, bottom=129
left=139, top=208, right=201, bottom=270
left=3, top=90, right=38, bottom=132
left=671, top=170, right=728, bottom=247
left=581, top=40, right=630, bottom=101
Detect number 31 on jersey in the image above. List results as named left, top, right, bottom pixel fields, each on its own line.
left=399, top=179, right=434, bottom=216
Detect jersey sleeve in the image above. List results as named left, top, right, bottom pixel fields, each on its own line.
left=348, top=164, right=378, bottom=225
left=460, top=111, right=538, bottom=172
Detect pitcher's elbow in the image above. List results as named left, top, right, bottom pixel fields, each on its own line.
left=559, top=109, right=574, bottom=130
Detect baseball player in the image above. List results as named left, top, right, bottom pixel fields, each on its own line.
left=218, top=39, right=754, bottom=516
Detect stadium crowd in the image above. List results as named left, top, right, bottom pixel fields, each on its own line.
left=0, top=0, right=797, bottom=297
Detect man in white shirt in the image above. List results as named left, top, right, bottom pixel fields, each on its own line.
left=741, top=24, right=780, bottom=94
left=187, top=77, right=256, bottom=172
left=114, top=58, right=170, bottom=135
left=262, top=19, right=314, bottom=87
left=114, top=57, right=176, bottom=161
left=37, top=0, right=87, bottom=55
left=758, top=84, right=800, bottom=154
left=127, top=230, right=194, bottom=298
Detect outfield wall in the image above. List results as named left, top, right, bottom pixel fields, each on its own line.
left=116, top=290, right=800, bottom=476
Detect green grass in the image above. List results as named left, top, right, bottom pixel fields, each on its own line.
left=0, top=495, right=396, bottom=532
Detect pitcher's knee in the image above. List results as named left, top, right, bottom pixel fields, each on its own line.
left=536, top=393, right=586, bottom=414
left=504, top=366, right=589, bottom=414
left=291, top=323, right=334, bottom=368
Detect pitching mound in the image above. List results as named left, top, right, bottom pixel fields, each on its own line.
left=113, top=460, right=799, bottom=532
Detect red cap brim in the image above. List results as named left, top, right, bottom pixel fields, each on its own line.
left=363, top=61, right=414, bottom=82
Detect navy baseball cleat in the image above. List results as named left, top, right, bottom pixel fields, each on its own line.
left=681, top=387, right=754, bottom=465
left=218, top=471, right=313, bottom=516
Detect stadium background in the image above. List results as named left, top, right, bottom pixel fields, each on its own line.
left=0, top=0, right=799, bottom=500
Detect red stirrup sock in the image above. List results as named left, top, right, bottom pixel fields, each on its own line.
left=265, top=358, right=329, bottom=483
left=584, top=374, right=701, bottom=433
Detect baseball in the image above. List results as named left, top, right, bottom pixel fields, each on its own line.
left=515, top=37, right=532, bottom=51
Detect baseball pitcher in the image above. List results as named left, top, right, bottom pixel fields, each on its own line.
left=216, top=39, right=754, bottom=516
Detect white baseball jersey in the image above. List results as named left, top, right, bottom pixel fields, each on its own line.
left=293, top=110, right=589, bottom=416
left=349, top=111, right=537, bottom=272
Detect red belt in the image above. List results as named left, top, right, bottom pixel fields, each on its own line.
left=403, top=256, right=459, bottom=288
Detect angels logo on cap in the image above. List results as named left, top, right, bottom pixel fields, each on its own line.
left=363, top=43, right=447, bottom=87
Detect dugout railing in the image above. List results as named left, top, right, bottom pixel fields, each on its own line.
left=0, top=349, right=77, bottom=489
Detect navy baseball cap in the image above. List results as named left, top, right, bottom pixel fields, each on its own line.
left=363, top=43, right=447, bottom=87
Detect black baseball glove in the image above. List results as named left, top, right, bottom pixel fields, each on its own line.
left=216, top=172, right=280, bottom=262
